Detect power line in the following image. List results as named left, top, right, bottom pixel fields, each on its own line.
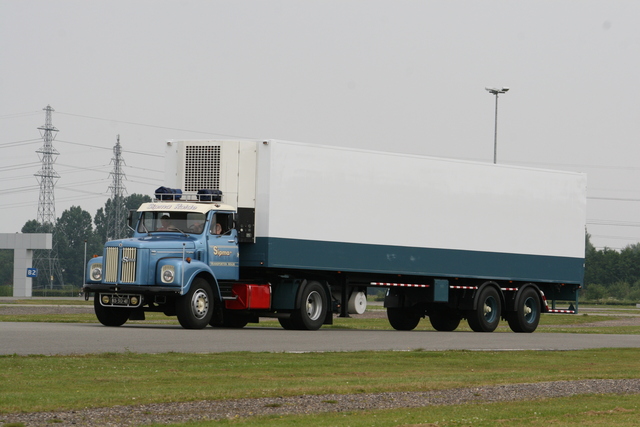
left=0, top=138, right=44, bottom=148
left=0, top=111, right=41, bottom=119
left=588, top=196, right=640, bottom=202
left=587, top=220, right=640, bottom=228
left=591, top=235, right=640, bottom=241
left=56, top=110, right=257, bottom=140
left=55, top=139, right=163, bottom=158
left=507, top=160, right=640, bottom=171
left=0, top=161, right=42, bottom=172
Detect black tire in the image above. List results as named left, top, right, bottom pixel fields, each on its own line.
left=428, top=309, right=461, bottom=331
left=286, top=281, right=328, bottom=330
left=506, top=287, right=541, bottom=333
left=277, top=317, right=297, bottom=330
left=94, top=295, right=130, bottom=327
left=221, top=311, right=250, bottom=328
left=467, top=286, right=501, bottom=332
left=176, top=278, right=214, bottom=329
left=387, top=307, right=421, bottom=331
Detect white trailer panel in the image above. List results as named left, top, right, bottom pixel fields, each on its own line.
left=256, top=140, right=585, bottom=259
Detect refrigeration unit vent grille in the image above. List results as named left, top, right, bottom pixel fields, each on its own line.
left=184, top=145, right=221, bottom=191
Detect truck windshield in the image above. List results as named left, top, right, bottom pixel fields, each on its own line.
left=139, top=211, right=207, bottom=234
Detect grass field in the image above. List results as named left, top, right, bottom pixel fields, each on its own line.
left=1, top=349, right=639, bottom=425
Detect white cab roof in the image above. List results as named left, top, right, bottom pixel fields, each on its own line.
left=138, top=202, right=235, bottom=214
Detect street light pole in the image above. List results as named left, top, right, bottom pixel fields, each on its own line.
left=485, top=87, right=509, bottom=164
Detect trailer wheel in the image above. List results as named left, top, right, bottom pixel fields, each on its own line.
left=428, top=309, right=461, bottom=331
left=467, top=286, right=501, bottom=332
left=94, top=295, right=130, bottom=327
left=387, top=307, right=421, bottom=331
left=176, top=278, right=213, bottom=329
left=506, top=287, right=540, bottom=333
left=286, top=280, right=327, bottom=330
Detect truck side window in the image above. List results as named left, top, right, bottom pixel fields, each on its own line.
left=211, top=213, right=233, bottom=235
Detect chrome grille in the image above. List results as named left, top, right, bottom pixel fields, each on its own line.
left=104, top=247, right=137, bottom=283
left=105, top=247, right=119, bottom=282
left=121, top=247, right=137, bottom=282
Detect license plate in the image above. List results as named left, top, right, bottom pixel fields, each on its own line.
left=112, top=295, right=130, bottom=306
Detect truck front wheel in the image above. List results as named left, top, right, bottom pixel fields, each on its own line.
left=176, top=278, right=214, bottom=329
left=94, top=295, right=130, bottom=327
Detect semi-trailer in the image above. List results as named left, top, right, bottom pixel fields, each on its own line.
left=84, top=139, right=586, bottom=332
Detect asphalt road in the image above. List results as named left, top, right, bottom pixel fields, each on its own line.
left=2, top=322, right=640, bottom=355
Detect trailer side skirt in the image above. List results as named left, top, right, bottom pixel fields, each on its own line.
left=241, top=237, right=584, bottom=285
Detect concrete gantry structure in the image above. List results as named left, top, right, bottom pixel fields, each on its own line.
left=0, top=233, right=52, bottom=297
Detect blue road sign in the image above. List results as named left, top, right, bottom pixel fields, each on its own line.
left=27, top=268, right=38, bottom=278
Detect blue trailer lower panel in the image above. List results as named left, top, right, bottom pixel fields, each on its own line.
left=241, top=237, right=584, bottom=285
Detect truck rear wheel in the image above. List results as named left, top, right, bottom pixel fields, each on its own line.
left=282, top=280, right=327, bottom=330
left=387, top=307, right=421, bottom=330
left=277, top=317, right=296, bottom=330
left=428, top=309, right=461, bottom=331
left=176, top=278, right=213, bottom=329
left=467, top=286, right=501, bottom=332
left=221, top=311, right=250, bottom=328
left=506, top=287, right=540, bottom=333
left=94, top=295, right=130, bottom=327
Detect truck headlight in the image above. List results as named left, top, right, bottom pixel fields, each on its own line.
left=90, top=264, right=102, bottom=281
left=161, top=266, right=175, bottom=283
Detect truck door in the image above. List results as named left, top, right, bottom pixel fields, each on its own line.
left=207, top=212, right=239, bottom=280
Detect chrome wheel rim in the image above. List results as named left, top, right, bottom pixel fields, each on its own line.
left=191, top=289, right=209, bottom=319
left=306, top=290, right=323, bottom=321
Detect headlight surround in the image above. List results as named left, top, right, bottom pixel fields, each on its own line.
left=161, top=265, right=175, bottom=283
left=90, top=263, right=102, bottom=281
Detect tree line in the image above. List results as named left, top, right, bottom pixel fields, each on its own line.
left=583, top=234, right=640, bottom=304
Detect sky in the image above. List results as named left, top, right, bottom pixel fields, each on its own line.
left=1, top=0, right=639, bottom=250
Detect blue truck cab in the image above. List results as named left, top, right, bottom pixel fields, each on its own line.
left=84, top=198, right=244, bottom=329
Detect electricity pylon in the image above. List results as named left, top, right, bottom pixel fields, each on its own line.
left=33, top=105, right=65, bottom=290
left=106, top=134, right=128, bottom=240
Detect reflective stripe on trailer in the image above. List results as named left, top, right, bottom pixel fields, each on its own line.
left=370, top=282, right=430, bottom=288
left=540, top=290, right=576, bottom=314
left=450, top=285, right=478, bottom=290
left=501, top=287, right=518, bottom=292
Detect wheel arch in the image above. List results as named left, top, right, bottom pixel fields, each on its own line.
left=509, top=283, right=542, bottom=313
left=186, top=270, right=222, bottom=302
left=472, top=281, right=504, bottom=310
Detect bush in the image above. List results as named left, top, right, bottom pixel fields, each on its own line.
left=582, top=281, right=640, bottom=304
left=0, top=284, right=12, bottom=297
